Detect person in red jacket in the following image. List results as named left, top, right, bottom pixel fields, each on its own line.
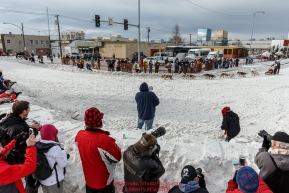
left=226, top=166, right=272, bottom=193
left=75, top=107, right=122, bottom=193
left=0, top=134, right=37, bottom=193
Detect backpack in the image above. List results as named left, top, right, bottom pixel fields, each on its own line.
left=33, top=142, right=61, bottom=187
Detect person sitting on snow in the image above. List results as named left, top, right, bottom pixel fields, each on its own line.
left=221, top=106, right=240, bottom=142
left=226, top=166, right=272, bottom=193
left=86, top=63, right=92, bottom=71
left=0, top=90, right=22, bottom=102
left=168, top=165, right=208, bottom=193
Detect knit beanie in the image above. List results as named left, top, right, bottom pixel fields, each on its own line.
left=222, top=106, right=230, bottom=116
left=272, top=132, right=289, bottom=143
left=236, top=166, right=259, bottom=193
left=134, top=134, right=157, bottom=153
left=84, top=107, right=104, bottom=128
left=40, top=124, right=58, bottom=141
left=180, top=165, right=198, bottom=184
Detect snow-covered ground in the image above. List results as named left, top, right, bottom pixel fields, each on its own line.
left=1, top=57, right=289, bottom=193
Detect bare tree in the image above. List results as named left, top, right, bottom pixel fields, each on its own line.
left=169, top=24, right=185, bottom=46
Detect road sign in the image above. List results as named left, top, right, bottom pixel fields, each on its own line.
left=108, top=18, right=113, bottom=26
left=148, top=43, right=151, bottom=47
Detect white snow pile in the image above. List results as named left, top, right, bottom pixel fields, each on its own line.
left=1, top=57, right=289, bottom=193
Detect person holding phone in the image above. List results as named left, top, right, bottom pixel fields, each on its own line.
left=226, top=166, right=272, bottom=193
left=0, top=134, right=37, bottom=193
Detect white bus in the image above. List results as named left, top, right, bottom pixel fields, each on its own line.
left=185, top=48, right=211, bottom=60
left=165, top=46, right=201, bottom=62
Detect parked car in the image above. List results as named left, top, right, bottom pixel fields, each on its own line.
left=144, top=57, right=165, bottom=65
left=0, top=51, right=6, bottom=56
left=70, top=52, right=80, bottom=58
left=81, top=53, right=101, bottom=60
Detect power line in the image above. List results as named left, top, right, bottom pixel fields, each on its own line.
left=185, top=0, right=252, bottom=16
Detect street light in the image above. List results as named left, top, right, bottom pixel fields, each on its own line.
left=3, top=22, right=26, bottom=52
left=248, top=10, right=265, bottom=57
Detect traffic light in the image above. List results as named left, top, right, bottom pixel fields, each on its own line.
left=124, top=19, right=128, bottom=30
left=95, top=15, right=100, bottom=27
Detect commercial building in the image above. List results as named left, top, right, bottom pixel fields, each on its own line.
left=197, top=28, right=212, bottom=45
left=213, top=30, right=228, bottom=46
left=1, top=33, right=50, bottom=55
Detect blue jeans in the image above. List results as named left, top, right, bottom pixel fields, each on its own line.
left=137, top=118, right=154, bottom=130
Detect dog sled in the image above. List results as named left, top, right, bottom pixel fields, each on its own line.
left=265, top=68, right=274, bottom=75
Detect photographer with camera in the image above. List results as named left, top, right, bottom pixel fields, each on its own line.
left=226, top=166, right=272, bottom=193
left=0, top=101, right=42, bottom=161
left=0, top=133, right=37, bottom=193
left=123, top=127, right=165, bottom=193
left=168, top=165, right=208, bottom=193
left=255, top=130, right=289, bottom=193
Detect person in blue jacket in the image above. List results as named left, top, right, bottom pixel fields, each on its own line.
left=135, top=82, right=159, bottom=130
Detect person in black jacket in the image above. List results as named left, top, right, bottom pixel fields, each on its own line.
left=0, top=101, right=41, bottom=162
left=221, top=106, right=240, bottom=142
left=135, top=82, right=160, bottom=130
left=168, top=165, right=209, bottom=193
left=123, top=133, right=165, bottom=193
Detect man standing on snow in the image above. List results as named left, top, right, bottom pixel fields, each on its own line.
left=135, top=82, right=159, bottom=130
left=75, top=107, right=121, bottom=193
left=221, top=106, right=240, bottom=142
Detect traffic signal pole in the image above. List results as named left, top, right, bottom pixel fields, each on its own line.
left=94, top=0, right=141, bottom=62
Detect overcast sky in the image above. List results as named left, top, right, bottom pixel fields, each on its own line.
left=0, top=0, right=288, bottom=42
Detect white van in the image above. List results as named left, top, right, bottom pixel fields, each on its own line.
left=206, top=51, right=224, bottom=59
left=153, top=52, right=168, bottom=60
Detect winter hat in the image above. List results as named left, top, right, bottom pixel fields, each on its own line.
left=180, top=165, right=198, bottom=184
left=134, top=134, right=157, bottom=153
left=222, top=106, right=230, bottom=116
left=236, top=166, right=259, bottom=193
left=40, top=124, right=58, bottom=141
left=272, top=132, right=289, bottom=143
left=84, top=107, right=104, bottom=128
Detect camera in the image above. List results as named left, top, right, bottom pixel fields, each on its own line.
left=151, top=127, right=166, bottom=138
left=196, top=168, right=202, bottom=178
left=258, top=130, right=272, bottom=141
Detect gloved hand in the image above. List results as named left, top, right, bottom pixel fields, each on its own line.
left=262, top=136, right=271, bottom=150
left=151, top=151, right=159, bottom=160
left=66, top=153, right=70, bottom=160
left=233, top=170, right=238, bottom=183
left=224, top=131, right=228, bottom=135
left=155, top=144, right=161, bottom=155
left=196, top=168, right=206, bottom=188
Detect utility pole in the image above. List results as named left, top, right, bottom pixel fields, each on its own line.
left=137, top=0, right=140, bottom=63
left=55, top=15, right=62, bottom=61
left=189, top=34, right=192, bottom=46
left=47, top=7, right=51, bottom=54
left=21, top=23, right=26, bottom=51
left=146, top=27, right=150, bottom=42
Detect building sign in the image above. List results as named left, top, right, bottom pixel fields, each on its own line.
left=76, top=41, right=102, bottom=47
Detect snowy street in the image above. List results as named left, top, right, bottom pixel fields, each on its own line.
left=1, top=57, right=289, bottom=193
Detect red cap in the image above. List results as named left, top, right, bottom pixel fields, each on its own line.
left=222, top=106, right=230, bottom=116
